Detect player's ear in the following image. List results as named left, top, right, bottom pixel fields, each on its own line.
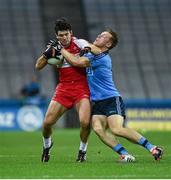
left=70, top=30, right=73, bottom=36
left=55, top=33, right=59, bottom=40
left=106, top=41, right=112, bottom=49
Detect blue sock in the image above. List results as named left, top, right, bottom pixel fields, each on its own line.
left=113, top=144, right=128, bottom=155
left=138, top=137, right=155, bottom=152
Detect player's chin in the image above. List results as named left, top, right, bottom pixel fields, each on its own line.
left=62, top=41, right=70, bottom=47
left=93, top=40, right=97, bottom=44
left=93, top=41, right=99, bottom=47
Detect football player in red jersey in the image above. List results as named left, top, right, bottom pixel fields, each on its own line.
left=35, top=18, right=101, bottom=162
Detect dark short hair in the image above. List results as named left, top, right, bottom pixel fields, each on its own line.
left=54, top=18, right=72, bottom=34
left=107, top=29, right=118, bottom=49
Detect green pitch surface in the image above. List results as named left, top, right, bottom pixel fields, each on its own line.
left=0, top=129, right=170, bottom=179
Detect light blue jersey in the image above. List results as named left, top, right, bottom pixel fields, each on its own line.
left=85, top=52, right=120, bottom=101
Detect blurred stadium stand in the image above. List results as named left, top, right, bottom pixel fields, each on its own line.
left=0, top=0, right=171, bottom=99
left=0, top=0, right=55, bottom=99
left=0, top=0, right=171, bottom=129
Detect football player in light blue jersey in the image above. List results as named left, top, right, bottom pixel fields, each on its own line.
left=85, top=51, right=120, bottom=101
left=59, top=29, right=163, bottom=162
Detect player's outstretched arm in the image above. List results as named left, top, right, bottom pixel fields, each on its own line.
left=61, top=48, right=90, bottom=67
left=35, top=55, right=48, bottom=70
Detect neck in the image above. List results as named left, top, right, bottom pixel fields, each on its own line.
left=100, top=47, right=109, bottom=53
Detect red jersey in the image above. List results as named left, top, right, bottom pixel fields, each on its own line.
left=58, top=37, right=89, bottom=83
left=52, top=37, right=90, bottom=108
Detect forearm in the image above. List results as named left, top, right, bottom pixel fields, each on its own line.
left=35, top=55, right=47, bottom=70
left=35, top=40, right=61, bottom=70
left=61, top=48, right=89, bottom=67
left=88, top=43, right=101, bottom=54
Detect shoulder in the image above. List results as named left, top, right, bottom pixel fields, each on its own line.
left=84, top=52, right=109, bottom=61
left=94, top=52, right=109, bottom=59
left=73, top=37, right=89, bottom=49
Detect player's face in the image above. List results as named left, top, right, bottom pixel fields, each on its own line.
left=56, top=30, right=72, bottom=47
left=93, top=32, right=112, bottom=49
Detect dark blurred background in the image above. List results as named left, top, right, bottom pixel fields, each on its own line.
left=0, top=0, right=171, bottom=130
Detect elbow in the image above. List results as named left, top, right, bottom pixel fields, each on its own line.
left=35, top=58, right=47, bottom=70
left=35, top=63, right=42, bottom=70
left=35, top=56, right=47, bottom=70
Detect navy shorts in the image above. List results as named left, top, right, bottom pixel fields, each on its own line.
left=92, top=96, right=126, bottom=118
